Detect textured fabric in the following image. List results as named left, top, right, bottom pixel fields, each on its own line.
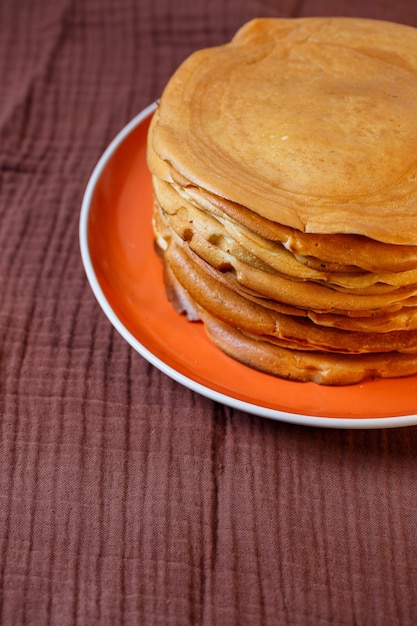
left=1, top=0, right=417, bottom=624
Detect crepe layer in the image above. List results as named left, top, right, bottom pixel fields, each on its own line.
left=147, top=17, right=417, bottom=384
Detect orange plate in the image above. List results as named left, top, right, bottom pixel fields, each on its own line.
left=79, top=103, right=417, bottom=428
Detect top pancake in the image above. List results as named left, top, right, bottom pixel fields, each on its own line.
left=151, top=17, right=417, bottom=245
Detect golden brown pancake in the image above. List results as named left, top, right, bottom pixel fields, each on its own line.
left=148, top=125, right=417, bottom=274
left=153, top=176, right=417, bottom=292
left=158, top=243, right=417, bottom=385
left=203, top=316, right=417, bottom=386
left=150, top=17, right=417, bottom=244
left=147, top=17, right=417, bottom=384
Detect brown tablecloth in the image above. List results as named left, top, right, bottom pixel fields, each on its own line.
left=2, top=1, right=417, bottom=624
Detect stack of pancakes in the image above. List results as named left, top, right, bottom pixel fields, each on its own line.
left=147, top=17, right=417, bottom=385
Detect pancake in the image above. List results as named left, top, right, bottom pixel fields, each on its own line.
left=150, top=17, right=417, bottom=245
left=153, top=176, right=417, bottom=293
left=148, top=126, right=417, bottom=274
left=203, top=316, right=417, bottom=386
left=147, top=17, right=417, bottom=385
left=158, top=242, right=417, bottom=385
